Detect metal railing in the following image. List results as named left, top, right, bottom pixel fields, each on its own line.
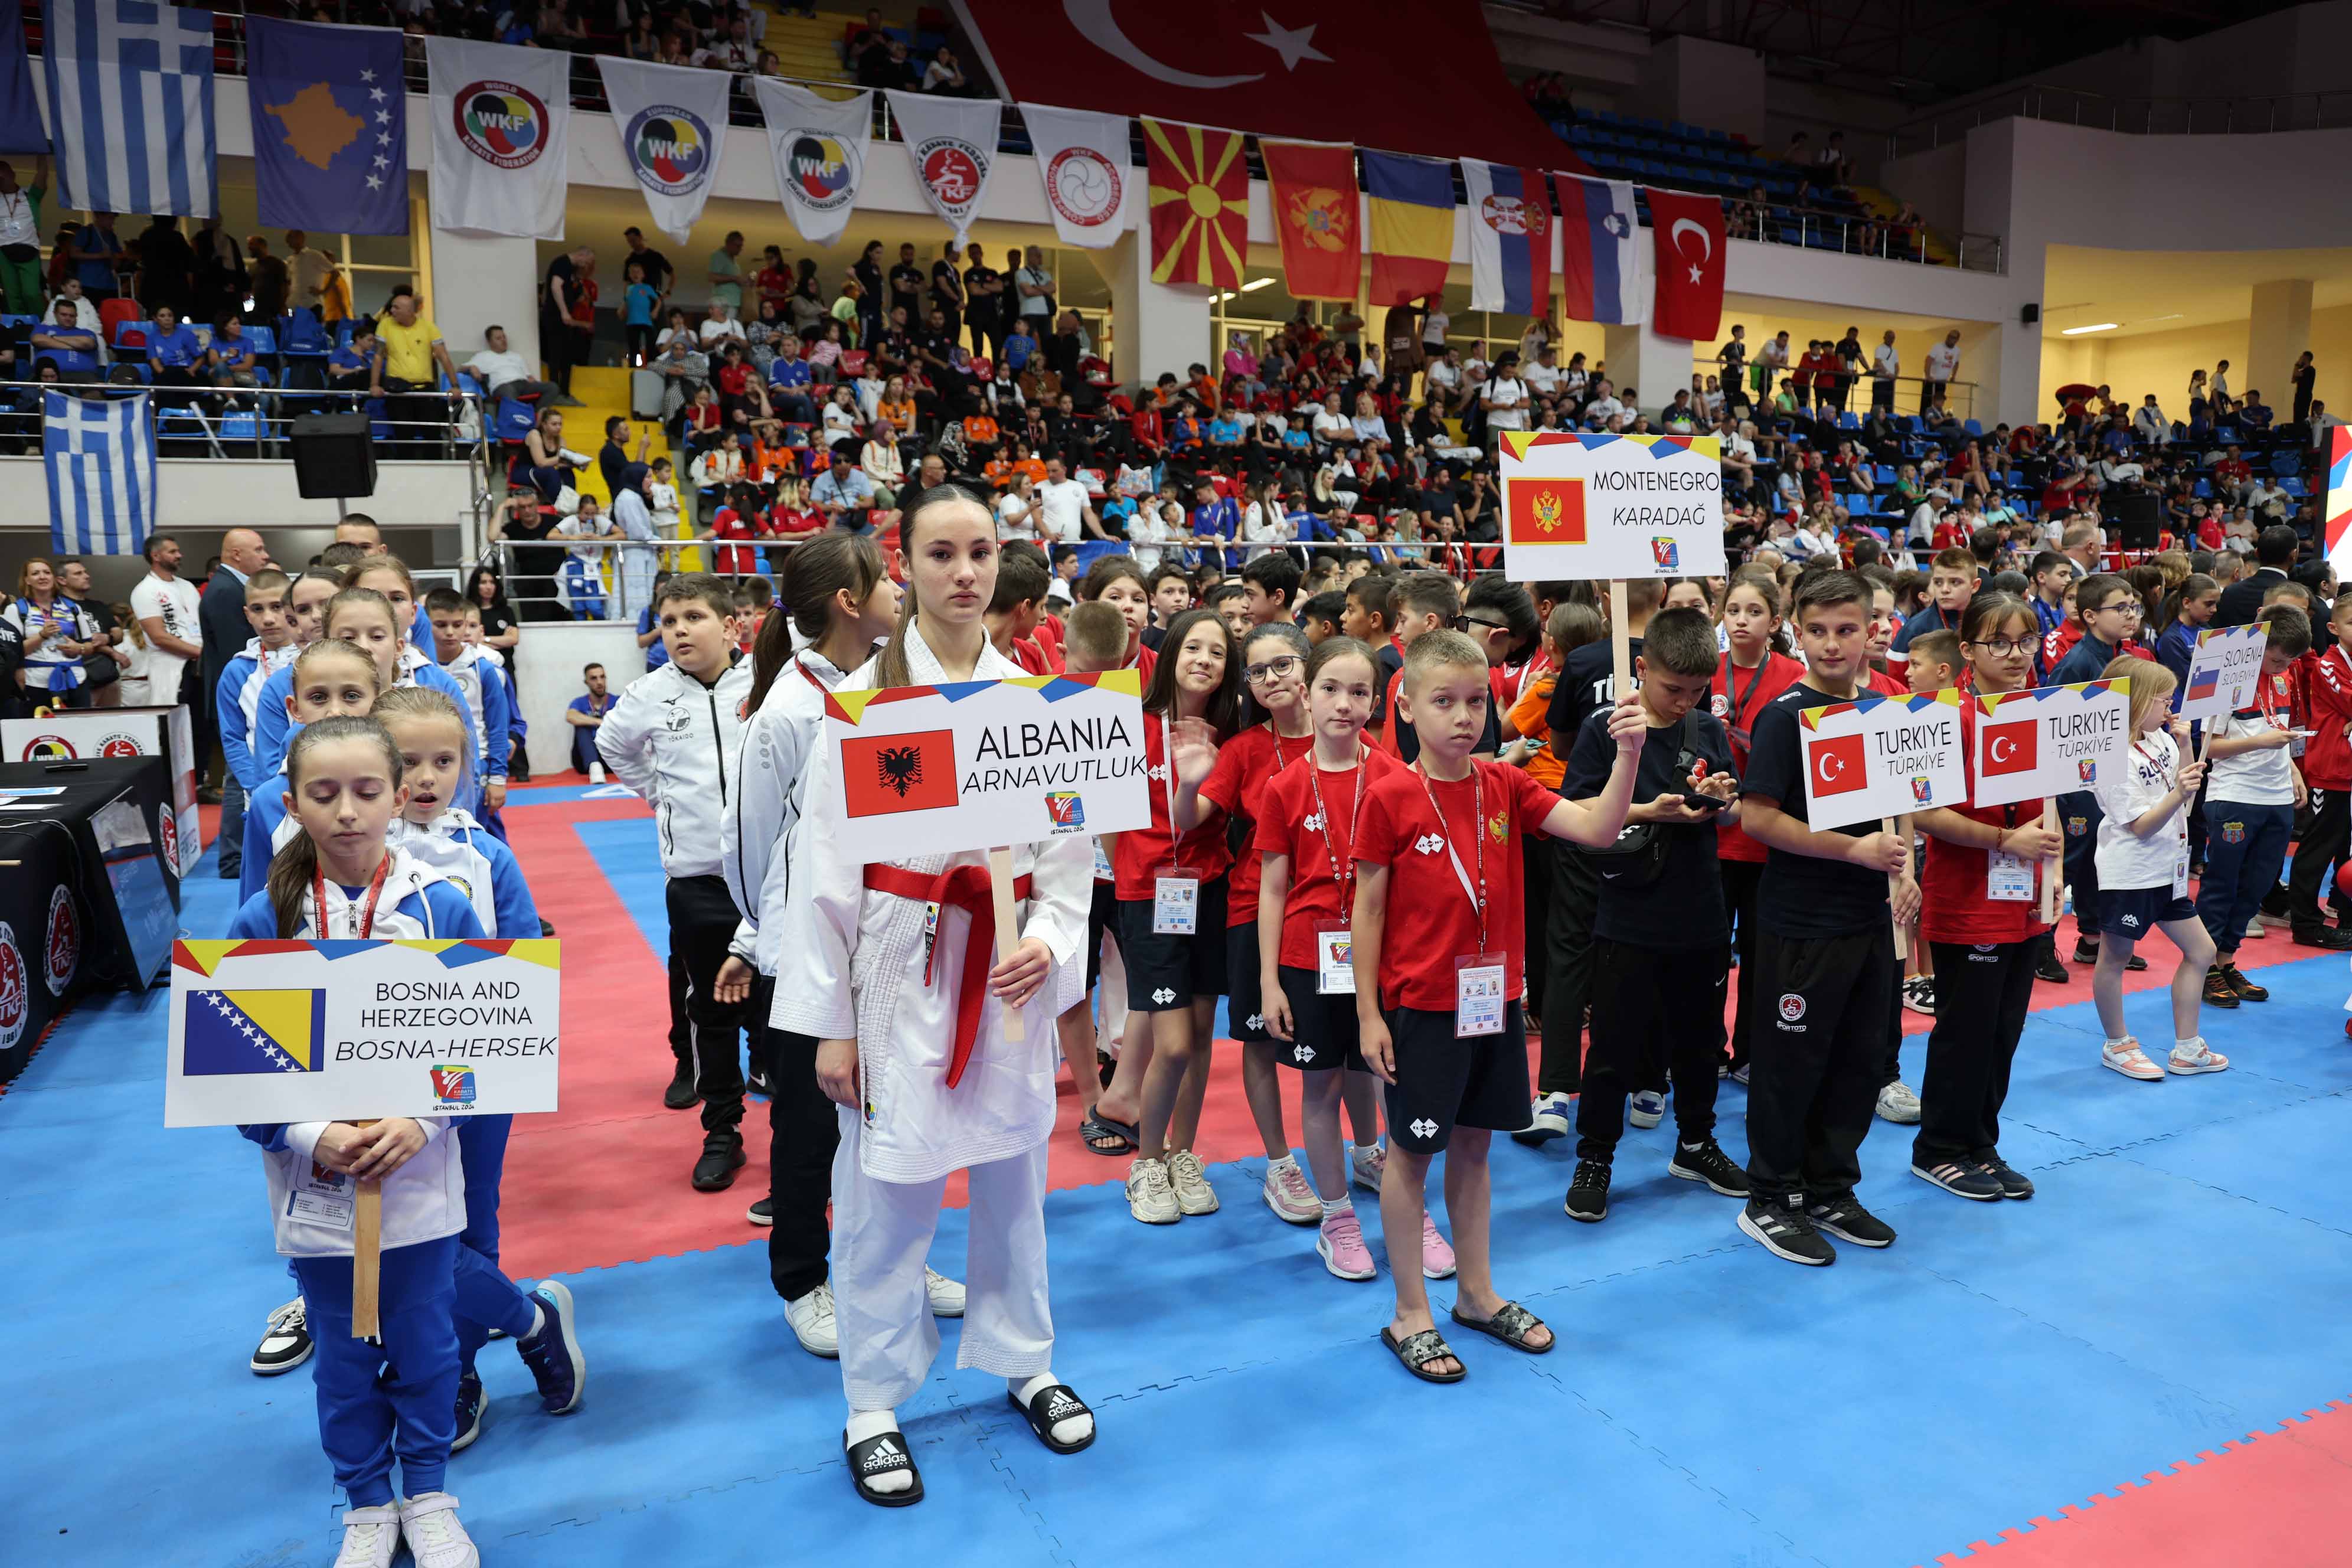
left=1678, top=366, right=1982, bottom=427
left=1720, top=202, right=2000, bottom=271
left=6, top=380, right=491, bottom=462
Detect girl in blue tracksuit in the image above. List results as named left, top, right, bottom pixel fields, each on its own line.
left=372, top=685, right=575, bottom=1452
left=241, top=638, right=385, bottom=907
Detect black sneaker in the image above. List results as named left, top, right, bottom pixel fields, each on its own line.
left=2072, top=938, right=2102, bottom=965
left=452, top=1372, right=485, bottom=1453
left=2125, top=953, right=2148, bottom=972
left=1738, top=1196, right=1834, bottom=1265
left=1667, top=1138, right=1751, bottom=1197
left=2261, top=886, right=2290, bottom=919
left=250, top=1298, right=313, bottom=1376
left=1563, top=1158, right=1611, bottom=1222
left=1910, top=1158, right=2001, bottom=1201
left=747, top=1067, right=775, bottom=1097
left=1980, top=1157, right=2035, bottom=1200
left=2201, top=966, right=2241, bottom=1009
left=1807, top=1196, right=1896, bottom=1248
left=693, top=1133, right=747, bottom=1191
left=2224, top=965, right=2270, bottom=1002
left=664, top=1060, right=700, bottom=1110
left=2292, top=925, right=2352, bottom=950
left=747, top=1197, right=775, bottom=1226
left=2034, top=948, right=2068, bottom=983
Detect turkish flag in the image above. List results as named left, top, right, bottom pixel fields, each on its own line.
left=842, top=729, right=962, bottom=818
left=1505, top=477, right=1585, bottom=547
left=1647, top=189, right=1726, bottom=342
left=1982, top=719, right=2039, bottom=778
left=963, top=0, right=1585, bottom=171
left=1260, top=139, right=1360, bottom=300
left=1143, top=119, right=1247, bottom=289
left=1809, top=733, right=1867, bottom=798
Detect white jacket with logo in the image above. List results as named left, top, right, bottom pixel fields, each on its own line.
left=597, top=653, right=754, bottom=879
left=723, top=646, right=851, bottom=974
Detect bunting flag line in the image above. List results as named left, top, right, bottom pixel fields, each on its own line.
left=596, top=55, right=730, bottom=246
left=1461, top=159, right=1550, bottom=315
left=752, top=80, right=872, bottom=246
left=1553, top=173, right=1647, bottom=326
left=425, top=35, right=570, bottom=240
left=1018, top=103, right=1131, bottom=249
left=885, top=90, right=997, bottom=243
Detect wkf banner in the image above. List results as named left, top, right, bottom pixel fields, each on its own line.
left=822, top=671, right=1149, bottom=863
left=1017, top=103, right=1129, bottom=248
left=2178, top=622, right=2268, bottom=721
left=426, top=37, right=571, bottom=240
left=1798, top=689, right=1968, bottom=831
left=166, top=939, right=561, bottom=1126
left=885, top=90, right=996, bottom=243
left=753, top=79, right=871, bottom=246
left=1972, top=679, right=2131, bottom=809
left=1496, top=429, right=1725, bottom=582
left=596, top=55, right=730, bottom=246
left=2324, top=424, right=2352, bottom=584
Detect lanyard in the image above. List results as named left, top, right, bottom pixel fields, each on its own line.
left=795, top=659, right=828, bottom=695
left=1158, top=714, right=1193, bottom=875
left=313, top=852, right=391, bottom=939
left=1415, top=761, right=1487, bottom=950
left=1723, top=654, right=1770, bottom=736
left=1304, top=747, right=1367, bottom=910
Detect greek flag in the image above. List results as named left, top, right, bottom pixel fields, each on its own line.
left=42, top=0, right=217, bottom=217
left=45, top=390, right=156, bottom=555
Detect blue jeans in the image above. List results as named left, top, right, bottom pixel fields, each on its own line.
left=2196, top=799, right=2292, bottom=957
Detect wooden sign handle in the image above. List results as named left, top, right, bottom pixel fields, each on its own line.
left=1883, top=815, right=1910, bottom=962
left=2040, top=801, right=2063, bottom=925
left=988, top=847, right=1026, bottom=1044
left=1608, top=580, right=1633, bottom=698
left=351, top=1119, right=381, bottom=1340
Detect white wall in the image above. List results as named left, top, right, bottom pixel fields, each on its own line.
left=515, top=620, right=647, bottom=779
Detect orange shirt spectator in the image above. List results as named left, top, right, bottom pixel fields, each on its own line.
left=964, top=412, right=999, bottom=446
left=879, top=394, right=917, bottom=431
left=1507, top=672, right=1565, bottom=789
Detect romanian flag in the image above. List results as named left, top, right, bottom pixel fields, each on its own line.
left=1259, top=139, right=1361, bottom=301
left=1362, top=150, right=1455, bottom=306
left=1144, top=118, right=1247, bottom=289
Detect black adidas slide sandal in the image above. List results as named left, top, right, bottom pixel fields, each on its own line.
left=1008, top=1382, right=1096, bottom=1454
left=845, top=1429, right=924, bottom=1507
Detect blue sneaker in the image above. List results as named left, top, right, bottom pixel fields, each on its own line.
left=451, top=1371, right=485, bottom=1452
left=515, top=1280, right=586, bottom=1415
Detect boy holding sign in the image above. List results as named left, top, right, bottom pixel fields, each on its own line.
left=1730, top=570, right=1920, bottom=1267
left=2195, top=606, right=2313, bottom=1004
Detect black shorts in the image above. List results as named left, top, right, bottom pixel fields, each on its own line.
left=1226, top=922, right=1269, bottom=1041
left=1276, top=965, right=1363, bottom=1072
left=1085, top=878, right=1117, bottom=992
left=2101, top=885, right=2197, bottom=941
left=1383, top=1001, right=1530, bottom=1155
left=1116, top=877, right=1229, bottom=1012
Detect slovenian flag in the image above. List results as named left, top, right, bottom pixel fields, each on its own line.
left=1363, top=151, right=1455, bottom=307
left=1554, top=173, right=1649, bottom=326
left=1462, top=160, right=1552, bottom=315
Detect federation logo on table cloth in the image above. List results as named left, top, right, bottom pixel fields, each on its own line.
left=183, top=988, right=326, bottom=1075
left=844, top=729, right=960, bottom=817
left=43, top=883, right=77, bottom=997
left=0, top=922, right=24, bottom=1051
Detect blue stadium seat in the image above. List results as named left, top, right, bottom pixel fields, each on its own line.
left=1964, top=419, right=1984, bottom=436
left=2194, top=478, right=2213, bottom=497
left=221, top=411, right=262, bottom=442
left=2282, top=476, right=2307, bottom=497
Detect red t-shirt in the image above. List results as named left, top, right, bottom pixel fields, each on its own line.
left=1709, top=649, right=1804, bottom=864
left=1865, top=666, right=1909, bottom=699
left=765, top=505, right=825, bottom=540
left=707, top=508, right=757, bottom=575
left=2305, top=645, right=2352, bottom=791
left=1355, top=759, right=1556, bottom=1012
left=1196, top=723, right=1311, bottom=927
left=1112, top=713, right=1234, bottom=900
left=1255, top=747, right=1404, bottom=968
left=1920, top=701, right=2051, bottom=946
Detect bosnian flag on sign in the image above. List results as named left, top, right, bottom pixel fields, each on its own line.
left=1553, top=174, right=1648, bottom=325
left=1462, top=161, right=1551, bottom=315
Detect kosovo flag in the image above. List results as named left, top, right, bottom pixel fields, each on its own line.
left=184, top=988, right=327, bottom=1076
left=247, top=17, right=410, bottom=236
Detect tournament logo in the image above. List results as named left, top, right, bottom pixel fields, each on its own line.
left=97, top=733, right=143, bottom=759
left=2077, top=759, right=2098, bottom=783
left=1044, top=145, right=1122, bottom=228
left=914, top=135, right=986, bottom=215
left=430, top=1064, right=478, bottom=1109
left=454, top=80, right=551, bottom=171
left=19, top=733, right=74, bottom=761
left=1045, top=790, right=1086, bottom=832
left=158, top=803, right=180, bottom=872
left=1910, top=775, right=1933, bottom=805
left=786, top=131, right=861, bottom=210
left=43, top=884, right=76, bottom=997
left=0, top=922, right=25, bottom=1051
left=625, top=104, right=714, bottom=196
left=1651, top=537, right=1680, bottom=570
left=1777, top=992, right=1806, bottom=1023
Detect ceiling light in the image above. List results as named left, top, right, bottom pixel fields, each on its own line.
left=2060, top=322, right=2118, bottom=335
left=1240, top=277, right=1275, bottom=292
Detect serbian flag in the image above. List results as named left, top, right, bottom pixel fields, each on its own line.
left=1462, top=160, right=1550, bottom=315
left=1362, top=150, right=1454, bottom=306
left=1144, top=117, right=1247, bottom=289
left=1647, top=187, right=1727, bottom=341
left=1260, top=139, right=1361, bottom=300
left=2325, top=424, right=2352, bottom=582
left=1554, top=174, right=1648, bottom=325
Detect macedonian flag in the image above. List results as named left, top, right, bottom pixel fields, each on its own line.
left=1144, top=118, right=1247, bottom=290
left=1259, top=139, right=1360, bottom=300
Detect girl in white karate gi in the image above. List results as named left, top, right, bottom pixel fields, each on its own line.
left=775, top=484, right=1097, bottom=1507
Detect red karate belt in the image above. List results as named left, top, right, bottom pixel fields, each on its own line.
left=862, top=864, right=1034, bottom=1089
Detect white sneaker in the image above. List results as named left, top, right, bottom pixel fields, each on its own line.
left=2101, top=1037, right=2164, bottom=1082
left=1261, top=1156, right=1321, bottom=1225
left=251, top=1295, right=312, bottom=1376
left=1875, top=1080, right=1922, bottom=1123
left=1513, top=1090, right=1572, bottom=1145
left=2243, top=916, right=2267, bottom=941
left=2167, top=1038, right=2232, bottom=1075
left=784, top=1282, right=839, bottom=1358
left=396, top=1494, right=478, bottom=1568
left=923, top=1267, right=966, bottom=1318
left=1350, top=1142, right=1386, bottom=1193
left=1126, top=1156, right=1181, bottom=1224
left=332, top=1503, right=401, bottom=1568
left=1628, top=1089, right=1667, bottom=1129
left=1901, top=975, right=1938, bottom=1017
left=1167, top=1149, right=1220, bottom=1214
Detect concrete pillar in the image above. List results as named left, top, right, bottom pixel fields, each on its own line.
left=1603, top=319, right=1698, bottom=422
left=1092, top=233, right=1211, bottom=388
left=426, top=228, right=542, bottom=373
left=2246, top=278, right=2314, bottom=412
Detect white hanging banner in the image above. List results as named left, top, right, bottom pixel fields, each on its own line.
left=752, top=80, right=873, bottom=247
left=1017, top=103, right=1131, bottom=249
left=425, top=37, right=571, bottom=240
left=595, top=55, right=731, bottom=246
left=884, top=90, right=998, bottom=243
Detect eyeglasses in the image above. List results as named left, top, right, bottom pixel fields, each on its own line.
left=1968, top=637, right=2039, bottom=657
left=2093, top=600, right=2142, bottom=617
left=1244, top=654, right=1303, bottom=684
left=1456, top=616, right=1511, bottom=634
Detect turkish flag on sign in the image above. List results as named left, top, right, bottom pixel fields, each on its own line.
left=1646, top=190, right=1726, bottom=342
left=1809, top=732, right=1867, bottom=798
left=1982, top=719, right=2039, bottom=778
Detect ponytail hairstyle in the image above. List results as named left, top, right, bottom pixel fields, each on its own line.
left=1237, top=620, right=1311, bottom=728
left=750, top=532, right=886, bottom=712
left=2158, top=571, right=2217, bottom=632
left=2104, top=654, right=2176, bottom=739
left=875, top=481, right=996, bottom=691
left=371, top=685, right=474, bottom=796
left=266, top=714, right=406, bottom=937
left=1140, top=606, right=1243, bottom=735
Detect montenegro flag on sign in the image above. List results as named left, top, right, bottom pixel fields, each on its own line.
left=1505, top=477, right=1585, bottom=547
left=1145, top=119, right=1247, bottom=289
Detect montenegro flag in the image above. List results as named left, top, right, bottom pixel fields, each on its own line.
left=1363, top=150, right=1454, bottom=306
left=1260, top=139, right=1360, bottom=301
left=1505, top=477, right=1585, bottom=547
left=1144, top=119, right=1247, bottom=290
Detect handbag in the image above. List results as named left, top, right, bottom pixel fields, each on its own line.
left=553, top=484, right=581, bottom=515
left=1577, top=712, right=1708, bottom=888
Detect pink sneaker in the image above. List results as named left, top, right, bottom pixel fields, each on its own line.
left=1420, top=1212, right=1456, bottom=1279
left=2101, top=1038, right=2164, bottom=1082
left=1316, top=1208, right=1376, bottom=1280
left=2168, top=1038, right=2232, bottom=1075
